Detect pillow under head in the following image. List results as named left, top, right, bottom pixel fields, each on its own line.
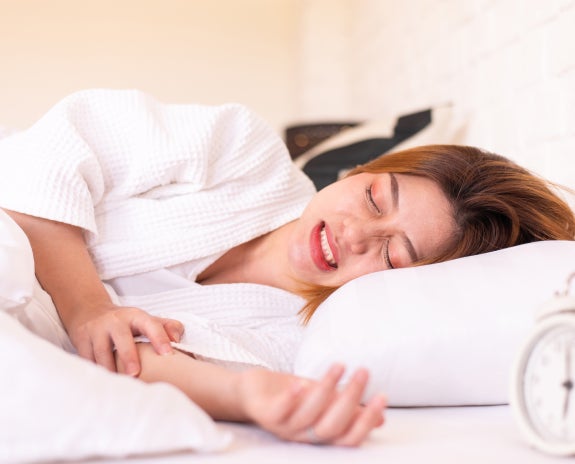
left=294, top=240, right=575, bottom=406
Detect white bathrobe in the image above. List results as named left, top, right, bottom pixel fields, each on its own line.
left=0, top=89, right=317, bottom=372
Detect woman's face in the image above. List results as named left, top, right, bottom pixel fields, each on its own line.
left=285, top=172, right=457, bottom=288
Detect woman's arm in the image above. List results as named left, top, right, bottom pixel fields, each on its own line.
left=129, top=344, right=387, bottom=446
left=5, top=210, right=184, bottom=376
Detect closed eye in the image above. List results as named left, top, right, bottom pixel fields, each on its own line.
left=383, top=238, right=394, bottom=269
left=365, top=185, right=381, bottom=214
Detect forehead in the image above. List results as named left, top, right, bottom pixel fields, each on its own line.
left=393, top=173, right=457, bottom=259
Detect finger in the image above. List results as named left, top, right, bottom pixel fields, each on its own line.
left=162, top=318, right=185, bottom=343
left=131, top=315, right=174, bottom=356
left=312, top=368, right=370, bottom=439
left=264, top=379, right=307, bottom=427
left=75, top=337, right=96, bottom=363
left=110, top=325, right=142, bottom=376
left=285, top=364, right=345, bottom=430
left=91, top=333, right=118, bottom=373
left=333, top=394, right=387, bottom=447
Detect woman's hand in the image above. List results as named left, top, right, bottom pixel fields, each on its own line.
left=237, top=364, right=386, bottom=446
left=67, top=303, right=184, bottom=376
left=3, top=211, right=184, bottom=376
left=126, top=345, right=384, bottom=446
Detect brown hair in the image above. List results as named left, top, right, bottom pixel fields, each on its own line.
left=299, top=144, right=575, bottom=323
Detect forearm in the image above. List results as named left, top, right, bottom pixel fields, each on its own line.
left=129, top=344, right=248, bottom=422
left=130, top=344, right=387, bottom=446
left=4, top=210, right=112, bottom=328
left=5, top=209, right=183, bottom=373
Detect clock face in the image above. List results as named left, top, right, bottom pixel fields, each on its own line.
left=522, top=323, right=575, bottom=445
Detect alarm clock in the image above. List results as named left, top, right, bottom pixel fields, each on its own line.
left=511, top=272, right=575, bottom=456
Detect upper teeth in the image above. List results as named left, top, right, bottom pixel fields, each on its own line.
left=320, top=226, right=336, bottom=266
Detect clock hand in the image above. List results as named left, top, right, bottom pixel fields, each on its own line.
left=563, top=346, right=573, bottom=419
left=564, top=383, right=572, bottom=419
left=567, top=345, right=572, bottom=379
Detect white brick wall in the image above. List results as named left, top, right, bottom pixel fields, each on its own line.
left=297, top=0, right=575, bottom=189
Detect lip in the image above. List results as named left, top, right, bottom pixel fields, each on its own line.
left=310, top=221, right=338, bottom=272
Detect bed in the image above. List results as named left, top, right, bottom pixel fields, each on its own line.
left=76, top=407, right=566, bottom=463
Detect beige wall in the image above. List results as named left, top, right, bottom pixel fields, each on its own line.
left=0, top=0, right=300, bottom=132
left=5, top=0, right=575, bottom=191
left=297, top=0, right=575, bottom=190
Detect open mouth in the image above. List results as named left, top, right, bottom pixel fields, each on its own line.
left=320, top=224, right=337, bottom=268
left=311, top=222, right=338, bottom=272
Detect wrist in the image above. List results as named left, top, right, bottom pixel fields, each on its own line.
left=59, top=297, right=116, bottom=332
left=235, top=368, right=259, bottom=423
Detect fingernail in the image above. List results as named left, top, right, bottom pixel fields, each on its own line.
left=126, top=363, right=139, bottom=377
left=353, top=369, right=369, bottom=383
left=372, top=394, right=387, bottom=409
left=160, top=344, right=173, bottom=355
left=329, top=363, right=345, bottom=375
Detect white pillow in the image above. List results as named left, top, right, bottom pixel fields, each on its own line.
left=294, top=240, right=575, bottom=407
left=0, top=210, right=232, bottom=462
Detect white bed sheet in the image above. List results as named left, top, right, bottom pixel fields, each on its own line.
left=83, top=405, right=559, bottom=463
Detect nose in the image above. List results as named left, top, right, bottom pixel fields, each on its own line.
left=342, top=217, right=378, bottom=255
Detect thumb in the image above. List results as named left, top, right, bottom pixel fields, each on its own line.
left=163, top=319, right=184, bottom=342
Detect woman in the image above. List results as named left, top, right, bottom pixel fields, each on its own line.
left=1, top=89, right=574, bottom=446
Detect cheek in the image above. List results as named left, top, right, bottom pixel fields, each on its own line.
left=310, top=187, right=356, bottom=216
left=345, top=257, right=385, bottom=281
left=388, top=243, right=408, bottom=269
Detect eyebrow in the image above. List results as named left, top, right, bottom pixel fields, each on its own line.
left=389, top=173, right=419, bottom=263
